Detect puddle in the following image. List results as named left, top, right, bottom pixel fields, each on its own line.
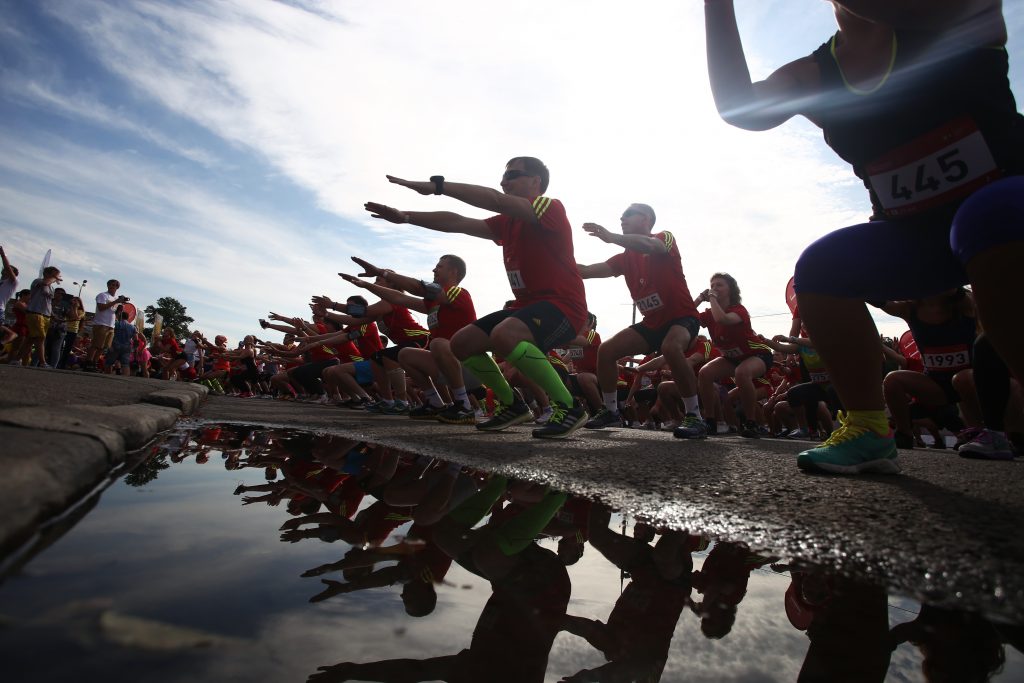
left=1, top=424, right=1021, bottom=682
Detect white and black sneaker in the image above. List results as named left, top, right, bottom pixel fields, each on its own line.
left=533, top=400, right=589, bottom=439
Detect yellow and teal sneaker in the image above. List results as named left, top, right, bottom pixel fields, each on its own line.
left=797, top=412, right=900, bottom=475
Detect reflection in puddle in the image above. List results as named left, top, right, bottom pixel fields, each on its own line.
left=1, top=424, right=1021, bottom=682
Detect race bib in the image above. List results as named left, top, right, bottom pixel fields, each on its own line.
left=921, top=345, right=970, bottom=371
left=866, top=117, right=1000, bottom=217
left=565, top=347, right=584, bottom=360
left=427, top=308, right=439, bottom=329
left=506, top=269, right=525, bottom=290
left=635, top=292, right=663, bottom=313
left=810, top=370, right=830, bottom=384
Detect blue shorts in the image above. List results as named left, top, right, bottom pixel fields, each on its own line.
left=353, top=360, right=374, bottom=386
left=794, top=176, right=1024, bottom=299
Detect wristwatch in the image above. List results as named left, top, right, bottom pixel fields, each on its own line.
left=430, top=175, right=444, bottom=195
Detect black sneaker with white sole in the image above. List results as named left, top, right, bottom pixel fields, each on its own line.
left=476, top=399, right=533, bottom=431
left=584, top=408, right=622, bottom=429
left=532, top=400, right=589, bottom=439
left=436, top=404, right=477, bottom=425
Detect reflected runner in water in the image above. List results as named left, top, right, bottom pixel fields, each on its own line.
left=558, top=504, right=694, bottom=683
left=311, top=474, right=572, bottom=682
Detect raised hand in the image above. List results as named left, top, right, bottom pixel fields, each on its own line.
left=363, top=202, right=408, bottom=224
left=351, top=256, right=383, bottom=278
left=582, top=222, right=614, bottom=243
left=385, top=175, right=433, bottom=195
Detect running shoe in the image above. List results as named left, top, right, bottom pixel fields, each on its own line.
left=740, top=420, right=761, bottom=439
left=796, top=412, right=900, bottom=475
left=660, top=420, right=681, bottom=432
left=704, top=418, right=718, bottom=436
left=532, top=400, right=589, bottom=439
left=584, top=408, right=623, bottom=430
left=533, top=406, right=554, bottom=425
left=409, top=403, right=447, bottom=420
left=958, top=428, right=1016, bottom=461
left=437, top=404, right=477, bottom=425
left=476, top=398, right=533, bottom=432
left=381, top=400, right=410, bottom=415
left=673, top=414, right=708, bottom=439
left=363, top=400, right=386, bottom=413
left=953, top=426, right=983, bottom=450
left=787, top=427, right=810, bottom=439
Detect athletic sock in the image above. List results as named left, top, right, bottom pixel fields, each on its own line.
left=506, top=341, right=573, bottom=407
left=683, top=394, right=701, bottom=417
left=846, top=409, right=890, bottom=436
left=452, top=386, right=471, bottom=410
left=602, top=391, right=618, bottom=414
left=462, top=354, right=515, bottom=405
left=423, top=387, right=445, bottom=408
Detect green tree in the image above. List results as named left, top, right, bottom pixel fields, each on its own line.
left=144, top=296, right=194, bottom=338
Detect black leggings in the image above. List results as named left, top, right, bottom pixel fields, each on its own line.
left=290, top=359, right=339, bottom=395
left=974, top=335, right=1010, bottom=431
left=786, top=382, right=841, bottom=430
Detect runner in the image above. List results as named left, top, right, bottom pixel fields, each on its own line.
left=342, top=254, right=479, bottom=425
left=692, top=273, right=773, bottom=439
left=363, top=157, right=590, bottom=438
left=705, top=0, right=1024, bottom=473
left=576, top=204, right=706, bottom=438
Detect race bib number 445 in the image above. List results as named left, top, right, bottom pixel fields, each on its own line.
left=635, top=292, right=663, bottom=314
left=866, top=117, right=1000, bottom=217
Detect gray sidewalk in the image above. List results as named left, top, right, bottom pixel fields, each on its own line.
left=0, top=364, right=206, bottom=557
left=2, top=364, right=1023, bottom=621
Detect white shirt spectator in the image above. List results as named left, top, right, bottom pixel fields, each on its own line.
left=94, top=292, right=117, bottom=328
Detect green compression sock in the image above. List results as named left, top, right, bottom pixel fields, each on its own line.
left=463, top=354, right=514, bottom=405
left=495, top=490, right=568, bottom=557
left=507, top=340, right=573, bottom=407
left=445, top=475, right=508, bottom=528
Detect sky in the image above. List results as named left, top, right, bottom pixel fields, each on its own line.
left=2, top=0, right=1023, bottom=346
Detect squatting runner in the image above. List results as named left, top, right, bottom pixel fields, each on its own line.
left=364, top=157, right=590, bottom=438
left=576, top=204, right=706, bottom=438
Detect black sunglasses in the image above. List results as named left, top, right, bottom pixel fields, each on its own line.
left=502, top=169, right=534, bottom=181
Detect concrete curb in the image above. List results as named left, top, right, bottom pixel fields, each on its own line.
left=0, top=382, right=208, bottom=557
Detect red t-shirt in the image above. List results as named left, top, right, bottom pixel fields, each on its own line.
left=484, top=196, right=587, bottom=330
left=686, top=338, right=722, bottom=364
left=562, top=329, right=600, bottom=374
left=307, top=322, right=340, bottom=362
left=354, top=322, right=384, bottom=357
left=424, top=284, right=476, bottom=341
left=605, top=231, right=698, bottom=329
left=698, top=305, right=771, bottom=360
left=378, top=306, right=430, bottom=346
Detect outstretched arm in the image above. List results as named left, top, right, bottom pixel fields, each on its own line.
left=364, top=201, right=493, bottom=241
left=339, top=274, right=427, bottom=314
left=705, top=0, right=820, bottom=130
left=351, top=257, right=427, bottom=297
left=582, top=223, right=668, bottom=255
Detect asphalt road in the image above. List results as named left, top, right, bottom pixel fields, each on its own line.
left=2, top=364, right=1021, bottom=621
left=196, top=394, right=1024, bottom=622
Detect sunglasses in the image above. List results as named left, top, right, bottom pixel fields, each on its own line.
left=502, top=169, right=534, bottom=182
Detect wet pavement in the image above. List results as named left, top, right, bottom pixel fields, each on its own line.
left=195, top=395, right=1024, bottom=623
left=2, top=424, right=1021, bottom=683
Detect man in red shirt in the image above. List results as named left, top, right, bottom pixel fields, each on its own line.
left=364, top=157, right=590, bottom=439
left=576, top=204, right=707, bottom=437
left=341, top=254, right=479, bottom=424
